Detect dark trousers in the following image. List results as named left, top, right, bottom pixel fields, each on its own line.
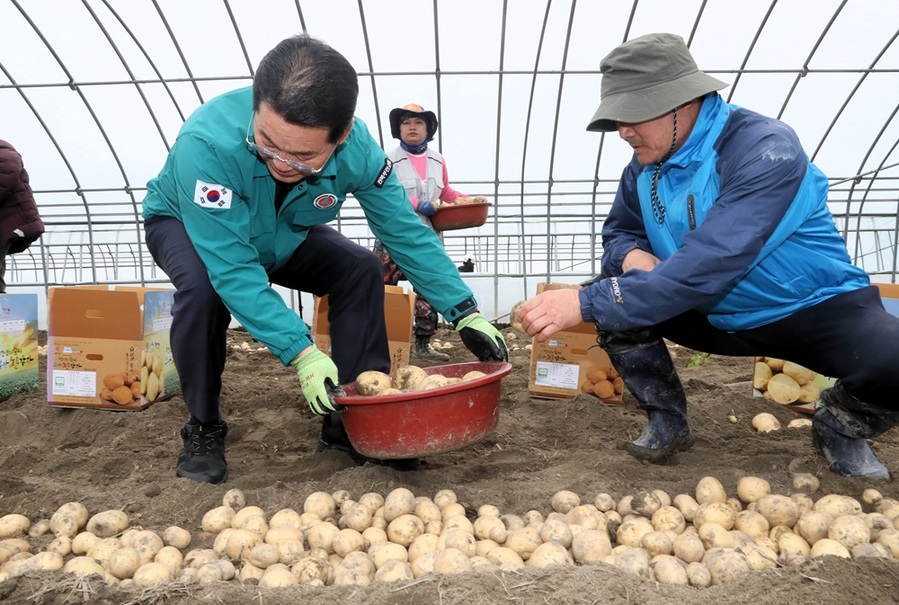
left=145, top=217, right=389, bottom=424
left=605, top=286, right=899, bottom=409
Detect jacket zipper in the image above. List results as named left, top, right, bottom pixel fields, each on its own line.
left=687, top=194, right=696, bottom=231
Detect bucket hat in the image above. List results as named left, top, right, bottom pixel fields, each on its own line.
left=389, top=103, right=439, bottom=141
left=586, top=33, right=728, bottom=132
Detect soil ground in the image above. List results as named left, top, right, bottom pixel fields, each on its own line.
left=1, top=327, right=898, bottom=604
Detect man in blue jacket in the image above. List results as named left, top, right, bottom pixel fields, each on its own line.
left=519, top=33, right=899, bottom=479
left=143, top=34, right=507, bottom=484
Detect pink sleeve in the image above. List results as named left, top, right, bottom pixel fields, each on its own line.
left=438, top=160, right=466, bottom=203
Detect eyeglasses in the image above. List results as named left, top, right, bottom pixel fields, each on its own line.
left=246, top=118, right=334, bottom=175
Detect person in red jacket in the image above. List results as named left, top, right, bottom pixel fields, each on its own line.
left=0, top=140, right=44, bottom=292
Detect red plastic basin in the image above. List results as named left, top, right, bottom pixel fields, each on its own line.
left=334, top=361, right=513, bottom=459
left=430, top=201, right=490, bottom=231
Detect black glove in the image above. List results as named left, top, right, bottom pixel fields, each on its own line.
left=455, top=313, right=508, bottom=362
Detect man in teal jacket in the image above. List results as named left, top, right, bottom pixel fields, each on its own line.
left=143, top=34, right=507, bottom=484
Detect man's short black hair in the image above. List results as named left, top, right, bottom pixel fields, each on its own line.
left=253, top=34, right=359, bottom=143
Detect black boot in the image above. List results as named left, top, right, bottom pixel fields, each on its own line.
left=606, top=339, right=694, bottom=464
left=316, top=413, right=420, bottom=470
left=412, top=335, right=450, bottom=362
left=177, top=420, right=228, bottom=484
left=812, top=383, right=896, bottom=480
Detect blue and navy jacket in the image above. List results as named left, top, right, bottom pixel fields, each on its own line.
left=580, top=93, right=869, bottom=332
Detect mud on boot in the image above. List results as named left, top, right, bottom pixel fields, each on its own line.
left=624, top=412, right=695, bottom=464
left=812, top=384, right=894, bottom=480
left=604, top=336, right=694, bottom=464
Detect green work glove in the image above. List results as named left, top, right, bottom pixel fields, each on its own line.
left=290, top=347, right=346, bottom=415
left=455, top=312, right=509, bottom=362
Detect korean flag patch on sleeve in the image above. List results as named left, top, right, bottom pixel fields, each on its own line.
left=194, top=180, right=233, bottom=209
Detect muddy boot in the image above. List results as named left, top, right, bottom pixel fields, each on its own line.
left=606, top=339, right=694, bottom=464
left=812, top=383, right=897, bottom=480
left=412, top=335, right=450, bottom=362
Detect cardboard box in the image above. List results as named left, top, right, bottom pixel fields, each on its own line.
left=752, top=282, right=899, bottom=414
left=47, top=286, right=180, bottom=410
left=0, top=293, right=39, bottom=400
left=528, top=283, right=622, bottom=403
left=313, top=285, right=415, bottom=375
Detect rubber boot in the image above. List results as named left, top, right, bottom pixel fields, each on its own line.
left=812, top=383, right=897, bottom=480
left=412, top=335, right=450, bottom=362
left=606, top=340, right=694, bottom=464
left=316, top=413, right=420, bottom=471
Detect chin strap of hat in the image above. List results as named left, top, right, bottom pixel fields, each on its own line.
left=649, top=107, right=679, bottom=224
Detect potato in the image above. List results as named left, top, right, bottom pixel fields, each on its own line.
left=766, top=373, right=802, bottom=404
left=304, top=491, right=337, bottom=519
left=792, top=472, right=820, bottom=493
left=640, top=531, right=673, bottom=557
left=108, top=547, right=142, bottom=580
left=698, top=522, right=735, bottom=550
left=355, top=370, right=393, bottom=395
left=755, top=495, right=800, bottom=528
left=794, top=511, right=832, bottom=547
left=133, top=561, right=175, bottom=587
left=538, top=518, right=572, bottom=549
left=693, top=502, right=737, bottom=530
left=408, top=533, right=440, bottom=562
left=734, top=510, right=769, bottom=541
left=260, top=563, right=298, bottom=587
left=705, top=549, right=750, bottom=585
left=342, top=502, right=374, bottom=532
left=292, top=555, right=331, bottom=584
left=222, top=488, right=247, bottom=511
left=753, top=361, right=773, bottom=390
left=383, top=488, right=415, bottom=522
left=132, top=529, right=164, bottom=565
left=695, top=476, right=727, bottom=505
left=617, top=517, right=654, bottom=548
left=0, top=514, right=30, bottom=538
left=432, top=547, right=473, bottom=574
left=433, top=489, right=458, bottom=510
left=386, top=514, right=424, bottom=548
left=161, top=526, right=191, bottom=550
left=509, top=301, right=526, bottom=333
left=474, top=516, right=508, bottom=544
left=565, top=505, right=604, bottom=530
left=652, top=554, right=689, bottom=585
left=392, top=365, right=429, bottom=392
left=374, top=558, right=414, bottom=582
left=462, top=371, right=487, bottom=382
left=86, top=509, right=130, bottom=538
left=751, top=412, right=782, bottom=432
left=225, top=528, right=261, bottom=560
left=305, top=521, right=339, bottom=553
left=736, top=477, right=771, bottom=504
left=441, top=502, right=468, bottom=522
left=419, top=374, right=451, bottom=390
left=551, top=490, right=581, bottom=514
left=809, top=538, right=851, bottom=559
left=765, top=357, right=786, bottom=371
left=672, top=532, right=705, bottom=563
left=201, top=506, right=236, bottom=534
left=333, top=551, right=375, bottom=585
left=651, top=506, right=686, bottom=534
left=782, top=361, right=816, bottom=385
left=63, top=555, right=107, bottom=578
left=527, top=541, right=574, bottom=567
left=814, top=494, right=862, bottom=518
left=594, top=493, right=616, bottom=512
left=504, top=527, right=542, bottom=560
left=608, top=547, right=651, bottom=577
left=673, top=494, right=700, bottom=522
left=51, top=502, right=89, bottom=537
left=828, top=515, right=870, bottom=550
left=686, top=562, right=712, bottom=588
left=155, top=546, right=184, bottom=572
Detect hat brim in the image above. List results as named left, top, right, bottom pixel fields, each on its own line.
left=389, top=107, right=439, bottom=140
left=586, top=71, right=728, bottom=132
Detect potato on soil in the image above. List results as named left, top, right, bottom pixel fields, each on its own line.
left=86, top=510, right=130, bottom=538
left=355, top=370, right=394, bottom=395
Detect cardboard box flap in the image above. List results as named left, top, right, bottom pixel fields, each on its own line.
left=49, top=288, right=143, bottom=340
left=384, top=285, right=416, bottom=342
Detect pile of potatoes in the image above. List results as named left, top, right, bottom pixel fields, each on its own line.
left=753, top=357, right=823, bottom=406
left=355, top=365, right=487, bottom=396
left=580, top=364, right=625, bottom=402
left=3, top=479, right=899, bottom=590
